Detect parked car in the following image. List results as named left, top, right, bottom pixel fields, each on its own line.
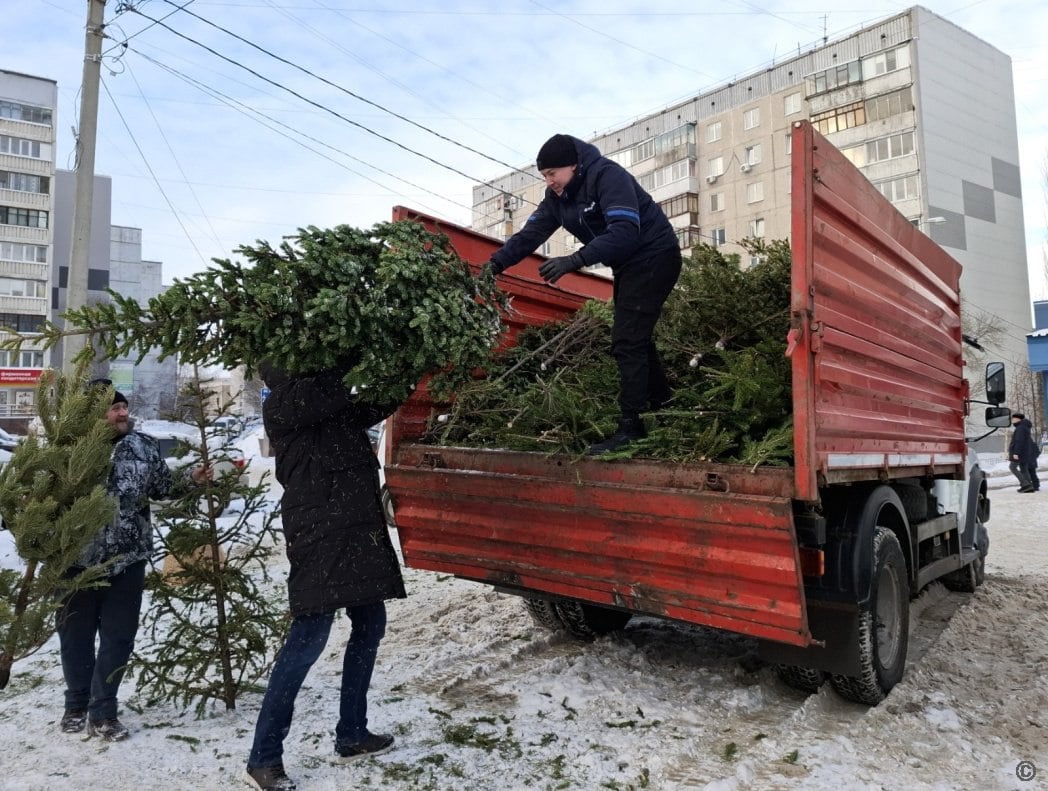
left=138, top=420, right=246, bottom=478
left=212, top=415, right=244, bottom=438
left=0, top=427, right=23, bottom=453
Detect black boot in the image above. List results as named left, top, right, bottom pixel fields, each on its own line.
left=587, top=416, right=646, bottom=456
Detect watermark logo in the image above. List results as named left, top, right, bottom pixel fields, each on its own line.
left=1016, top=761, right=1036, bottom=782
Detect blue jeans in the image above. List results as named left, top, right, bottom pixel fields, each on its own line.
left=247, top=602, right=387, bottom=769
left=57, top=561, right=146, bottom=721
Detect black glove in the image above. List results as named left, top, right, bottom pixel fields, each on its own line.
left=538, top=253, right=583, bottom=284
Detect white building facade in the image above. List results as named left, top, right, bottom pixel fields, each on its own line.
left=474, top=7, right=1030, bottom=393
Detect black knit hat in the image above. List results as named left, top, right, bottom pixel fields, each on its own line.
left=112, top=390, right=128, bottom=406
left=536, top=134, right=578, bottom=170
left=87, top=377, right=127, bottom=407
left=1012, top=412, right=1025, bottom=419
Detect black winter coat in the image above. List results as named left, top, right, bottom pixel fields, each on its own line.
left=490, top=136, right=679, bottom=274
left=260, top=363, right=406, bottom=616
left=1009, top=417, right=1039, bottom=466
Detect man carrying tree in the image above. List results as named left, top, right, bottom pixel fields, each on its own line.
left=58, top=381, right=210, bottom=741
left=245, top=362, right=406, bottom=791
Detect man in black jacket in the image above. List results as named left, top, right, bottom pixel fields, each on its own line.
left=246, top=363, right=406, bottom=791
left=487, top=133, right=682, bottom=455
left=1009, top=411, right=1039, bottom=493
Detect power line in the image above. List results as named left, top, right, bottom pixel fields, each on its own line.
left=151, top=0, right=538, bottom=180
left=99, top=76, right=210, bottom=267
left=124, top=5, right=514, bottom=190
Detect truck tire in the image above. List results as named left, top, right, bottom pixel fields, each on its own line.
left=943, top=519, right=987, bottom=593
left=523, top=598, right=564, bottom=631
left=775, top=664, right=826, bottom=694
left=553, top=600, right=632, bottom=639
left=831, top=527, right=909, bottom=705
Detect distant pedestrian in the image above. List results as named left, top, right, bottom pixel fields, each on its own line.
left=1009, top=411, right=1038, bottom=493
left=484, top=133, right=682, bottom=455
left=245, top=363, right=406, bottom=791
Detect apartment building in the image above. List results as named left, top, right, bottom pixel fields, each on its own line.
left=474, top=6, right=1031, bottom=391
left=0, top=69, right=56, bottom=425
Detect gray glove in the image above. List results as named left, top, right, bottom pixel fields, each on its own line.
left=538, top=253, right=583, bottom=284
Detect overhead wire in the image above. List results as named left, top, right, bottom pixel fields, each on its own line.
left=152, top=0, right=539, bottom=180
left=99, top=75, right=211, bottom=267
left=127, top=48, right=484, bottom=224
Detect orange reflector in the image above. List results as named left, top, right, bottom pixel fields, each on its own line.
left=799, top=547, right=825, bottom=577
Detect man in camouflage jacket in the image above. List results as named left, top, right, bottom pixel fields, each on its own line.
left=57, top=386, right=208, bottom=741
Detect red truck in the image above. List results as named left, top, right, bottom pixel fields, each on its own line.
left=383, top=120, right=1011, bottom=705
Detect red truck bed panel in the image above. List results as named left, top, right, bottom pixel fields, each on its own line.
left=790, top=122, right=964, bottom=498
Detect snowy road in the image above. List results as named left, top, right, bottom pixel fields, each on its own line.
left=1, top=464, right=1046, bottom=790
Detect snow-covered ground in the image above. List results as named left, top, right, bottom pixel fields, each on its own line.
left=1, top=435, right=1046, bottom=790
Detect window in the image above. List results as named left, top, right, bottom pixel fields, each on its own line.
left=636, top=172, right=655, bottom=191
left=607, top=148, right=631, bottom=168
left=651, top=160, right=694, bottom=189
left=865, top=132, right=915, bottom=164
left=706, top=121, right=722, bottom=143
left=659, top=193, right=699, bottom=222
left=746, top=182, right=764, bottom=204
left=0, top=242, right=47, bottom=263
left=675, top=227, right=703, bottom=249
left=805, top=60, right=863, bottom=97
left=744, top=144, right=762, bottom=166
left=710, top=228, right=726, bottom=247
left=707, top=156, right=724, bottom=178
left=876, top=174, right=919, bottom=202
left=749, top=218, right=766, bottom=238
left=631, top=138, right=655, bottom=164
left=749, top=255, right=764, bottom=268
left=0, top=278, right=47, bottom=298
left=784, top=92, right=802, bottom=116
left=866, top=87, right=912, bottom=124
left=655, top=124, right=696, bottom=160
left=0, top=171, right=49, bottom=194
left=0, top=135, right=47, bottom=159
left=710, top=192, right=724, bottom=212
left=0, top=206, right=48, bottom=229
left=811, top=101, right=866, bottom=135
left=18, top=350, right=44, bottom=368
left=743, top=107, right=760, bottom=130
left=0, top=101, right=53, bottom=125
left=863, top=46, right=910, bottom=79
left=0, top=313, right=46, bottom=333
left=785, top=133, right=792, bottom=156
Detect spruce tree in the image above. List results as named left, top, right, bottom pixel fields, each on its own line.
left=130, top=371, right=285, bottom=714
left=0, top=364, right=117, bottom=689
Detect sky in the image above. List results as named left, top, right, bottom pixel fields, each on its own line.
left=5, top=0, right=1047, bottom=296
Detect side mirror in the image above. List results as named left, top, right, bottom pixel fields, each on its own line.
left=985, top=362, right=1005, bottom=406
left=985, top=406, right=1012, bottom=428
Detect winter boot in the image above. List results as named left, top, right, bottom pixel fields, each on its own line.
left=246, top=764, right=297, bottom=790
left=60, top=709, right=87, bottom=733
left=334, top=731, right=395, bottom=762
left=86, top=717, right=130, bottom=741
left=587, top=416, right=646, bottom=456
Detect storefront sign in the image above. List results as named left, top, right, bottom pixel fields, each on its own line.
left=0, top=368, right=44, bottom=385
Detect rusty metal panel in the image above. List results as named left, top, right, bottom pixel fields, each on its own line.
left=789, top=121, right=965, bottom=499
left=387, top=449, right=809, bottom=646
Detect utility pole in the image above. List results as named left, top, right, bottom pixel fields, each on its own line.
left=63, top=0, right=106, bottom=374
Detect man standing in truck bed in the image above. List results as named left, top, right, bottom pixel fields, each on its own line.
left=485, top=133, right=682, bottom=455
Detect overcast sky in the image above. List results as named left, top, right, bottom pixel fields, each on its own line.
left=6, top=0, right=1047, bottom=298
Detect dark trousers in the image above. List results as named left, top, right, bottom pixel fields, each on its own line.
left=1027, top=462, right=1040, bottom=490
left=247, top=602, right=387, bottom=770
left=611, top=247, right=683, bottom=418
left=57, top=560, right=146, bottom=722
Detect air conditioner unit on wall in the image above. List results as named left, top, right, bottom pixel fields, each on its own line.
left=739, top=163, right=752, bottom=173
left=705, top=175, right=718, bottom=184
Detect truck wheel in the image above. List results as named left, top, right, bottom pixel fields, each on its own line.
left=523, top=598, right=564, bottom=631
left=775, top=664, right=826, bottom=694
left=554, top=600, right=632, bottom=639
left=831, top=527, right=909, bottom=705
left=943, top=521, right=986, bottom=593
left=381, top=485, right=396, bottom=528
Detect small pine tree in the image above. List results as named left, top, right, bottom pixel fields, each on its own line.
left=0, top=364, right=117, bottom=689
left=131, top=371, right=285, bottom=714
